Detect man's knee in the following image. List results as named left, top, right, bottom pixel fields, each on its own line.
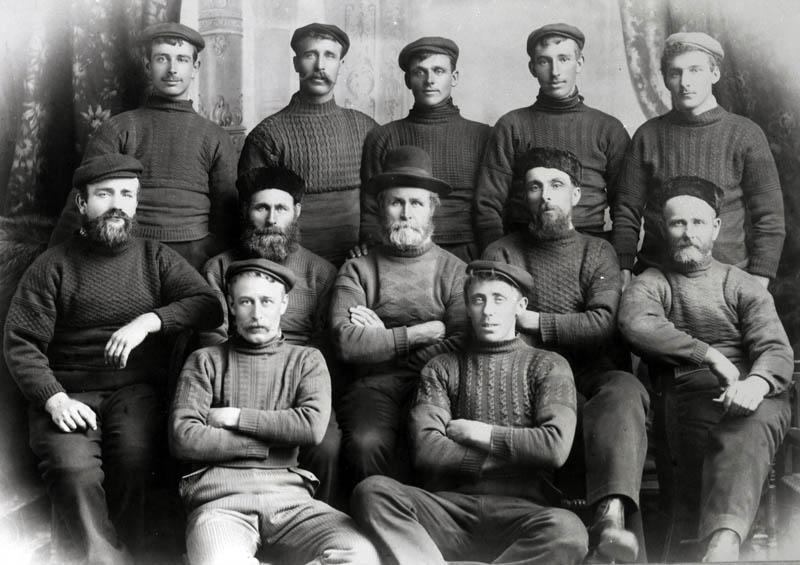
left=186, top=508, right=259, bottom=565
left=587, top=371, right=649, bottom=411
left=351, top=475, right=403, bottom=522
left=525, top=507, right=589, bottom=559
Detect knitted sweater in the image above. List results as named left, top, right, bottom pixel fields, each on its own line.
left=410, top=337, right=576, bottom=502
left=239, top=94, right=377, bottom=265
left=484, top=229, right=624, bottom=379
left=199, top=246, right=337, bottom=349
left=330, top=241, right=467, bottom=380
left=3, top=236, right=222, bottom=406
left=612, top=106, right=785, bottom=278
left=360, top=98, right=491, bottom=246
left=50, top=95, right=238, bottom=245
left=475, top=90, right=630, bottom=249
left=169, top=337, right=330, bottom=470
left=618, top=257, right=792, bottom=394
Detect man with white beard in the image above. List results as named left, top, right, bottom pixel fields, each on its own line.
left=331, top=146, right=468, bottom=483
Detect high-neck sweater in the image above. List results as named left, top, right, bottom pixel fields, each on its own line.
left=360, top=98, right=491, bottom=246
left=483, top=229, right=624, bottom=379
left=3, top=236, right=223, bottom=406
left=239, top=94, right=377, bottom=265
left=410, top=337, right=576, bottom=502
left=49, top=95, right=238, bottom=245
left=169, top=336, right=331, bottom=471
left=612, top=106, right=785, bottom=278
left=475, top=90, right=630, bottom=250
left=330, top=240, right=467, bottom=380
left=619, top=258, right=792, bottom=394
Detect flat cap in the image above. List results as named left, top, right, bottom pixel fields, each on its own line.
left=225, top=258, right=297, bottom=293
left=73, top=154, right=143, bottom=189
left=659, top=175, right=724, bottom=216
left=514, top=147, right=583, bottom=186
left=398, top=36, right=459, bottom=72
left=237, top=166, right=306, bottom=204
left=141, top=22, right=205, bottom=52
left=665, top=32, right=724, bottom=59
left=466, top=260, right=534, bottom=297
left=291, top=23, right=350, bottom=57
left=527, top=23, right=585, bottom=57
left=364, top=146, right=452, bottom=197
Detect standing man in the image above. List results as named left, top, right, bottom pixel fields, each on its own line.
left=483, top=148, right=648, bottom=563
left=613, top=32, right=785, bottom=289
left=331, top=146, right=468, bottom=483
left=475, top=23, right=629, bottom=251
left=49, top=22, right=238, bottom=270
left=358, top=36, right=491, bottom=262
left=351, top=261, right=588, bottom=565
left=239, top=23, right=377, bottom=266
left=4, top=154, right=222, bottom=564
left=618, top=176, right=792, bottom=562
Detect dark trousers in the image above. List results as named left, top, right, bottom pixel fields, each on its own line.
left=29, top=383, right=162, bottom=565
left=351, top=475, right=588, bottom=565
left=658, top=367, right=790, bottom=556
left=298, top=408, right=344, bottom=509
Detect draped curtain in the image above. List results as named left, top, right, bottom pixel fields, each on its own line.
left=619, top=0, right=800, bottom=352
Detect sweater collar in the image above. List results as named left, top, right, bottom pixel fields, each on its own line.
left=75, top=232, right=136, bottom=256
left=533, top=88, right=584, bottom=111
left=408, top=97, right=460, bottom=123
left=288, top=92, right=341, bottom=116
left=144, top=94, right=196, bottom=113
left=667, top=253, right=714, bottom=276
left=380, top=238, right=434, bottom=258
left=525, top=224, right=580, bottom=245
left=470, top=336, right=528, bottom=354
left=667, top=105, right=726, bottom=126
left=229, top=334, right=286, bottom=355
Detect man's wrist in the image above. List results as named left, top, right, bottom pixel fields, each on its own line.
left=44, top=392, right=69, bottom=414
left=138, top=312, right=162, bottom=333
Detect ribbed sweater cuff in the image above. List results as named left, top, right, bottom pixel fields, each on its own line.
left=153, top=307, right=177, bottom=333
left=617, top=252, right=637, bottom=271
left=539, top=313, right=557, bottom=345
left=460, top=449, right=485, bottom=479
left=34, top=382, right=68, bottom=408
left=393, top=326, right=410, bottom=359
left=691, top=341, right=710, bottom=366
left=237, top=408, right=260, bottom=436
left=747, top=256, right=778, bottom=279
left=490, top=427, right=513, bottom=461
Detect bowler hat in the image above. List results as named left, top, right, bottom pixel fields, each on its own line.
left=364, top=146, right=452, bottom=196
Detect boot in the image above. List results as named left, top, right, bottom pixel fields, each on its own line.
left=588, top=497, right=639, bottom=563
left=702, top=528, right=740, bottom=562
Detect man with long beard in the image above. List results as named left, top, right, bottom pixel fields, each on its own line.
left=3, top=154, right=222, bottom=564
left=619, top=176, right=792, bottom=562
left=331, top=146, right=468, bottom=484
left=483, top=148, right=648, bottom=563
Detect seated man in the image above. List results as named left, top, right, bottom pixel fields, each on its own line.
left=331, top=146, right=467, bottom=482
left=351, top=261, right=588, bottom=565
left=3, top=154, right=222, bottom=564
left=201, top=166, right=341, bottom=507
left=169, top=259, right=378, bottom=565
left=618, top=176, right=792, bottom=562
left=483, top=147, right=647, bottom=562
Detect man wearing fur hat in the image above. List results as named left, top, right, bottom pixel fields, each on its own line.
left=4, top=154, right=222, bottom=564
left=331, top=146, right=468, bottom=483
left=613, top=32, right=785, bottom=289
left=239, top=23, right=377, bottom=266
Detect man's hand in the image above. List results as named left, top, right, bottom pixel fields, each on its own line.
left=408, top=320, right=446, bottom=347
left=105, top=312, right=162, bottom=369
left=348, top=306, right=385, bottom=328
left=45, top=392, right=97, bottom=433
left=207, top=407, right=241, bottom=429
left=621, top=269, right=633, bottom=291
left=714, top=375, right=770, bottom=417
left=752, top=275, right=770, bottom=289
left=446, top=419, right=492, bottom=451
left=704, top=347, right=741, bottom=389
left=346, top=243, right=371, bottom=259
left=517, top=310, right=540, bottom=334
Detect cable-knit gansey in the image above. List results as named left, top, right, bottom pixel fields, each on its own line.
left=239, top=94, right=377, bottom=265
left=612, top=106, right=785, bottom=278
left=360, top=98, right=491, bottom=246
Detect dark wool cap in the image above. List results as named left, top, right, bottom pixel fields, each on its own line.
left=659, top=176, right=724, bottom=216
left=514, top=147, right=583, bottom=186
left=73, top=154, right=143, bottom=189
left=364, top=146, right=452, bottom=197
left=237, top=167, right=306, bottom=204
left=141, top=22, right=205, bottom=52
left=291, top=23, right=350, bottom=57
left=467, top=260, right=535, bottom=297
left=665, top=32, right=724, bottom=60
left=398, top=36, right=459, bottom=71
left=527, top=23, right=585, bottom=57
left=225, top=258, right=297, bottom=293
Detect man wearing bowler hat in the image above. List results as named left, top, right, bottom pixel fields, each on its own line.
left=331, top=145, right=468, bottom=483
left=239, top=23, right=377, bottom=266
left=475, top=23, right=629, bottom=251
left=357, top=36, right=491, bottom=262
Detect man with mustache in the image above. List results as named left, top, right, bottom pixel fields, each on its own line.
left=200, top=166, right=343, bottom=508
left=483, top=148, right=648, bottom=563
left=613, top=32, right=784, bottom=289
left=618, top=176, right=792, bottom=562
left=4, top=154, right=222, bottom=564
left=239, top=23, right=376, bottom=266
left=475, top=23, right=630, bottom=252
left=331, top=146, right=468, bottom=483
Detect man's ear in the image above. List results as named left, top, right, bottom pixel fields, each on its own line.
left=226, top=293, right=236, bottom=314
left=280, top=293, right=289, bottom=315
left=575, top=54, right=585, bottom=74
left=75, top=191, right=87, bottom=214
left=571, top=185, right=581, bottom=207
left=712, top=216, right=722, bottom=241
left=294, top=202, right=302, bottom=219
left=516, top=295, right=529, bottom=316
left=404, top=73, right=412, bottom=90
left=142, top=56, right=151, bottom=74
left=451, top=69, right=459, bottom=87
left=292, top=55, right=301, bottom=74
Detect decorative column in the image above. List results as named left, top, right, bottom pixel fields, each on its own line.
left=197, top=0, right=246, bottom=152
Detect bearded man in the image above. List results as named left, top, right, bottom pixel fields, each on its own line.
left=3, top=154, right=221, bottom=564
left=331, top=146, right=468, bottom=483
